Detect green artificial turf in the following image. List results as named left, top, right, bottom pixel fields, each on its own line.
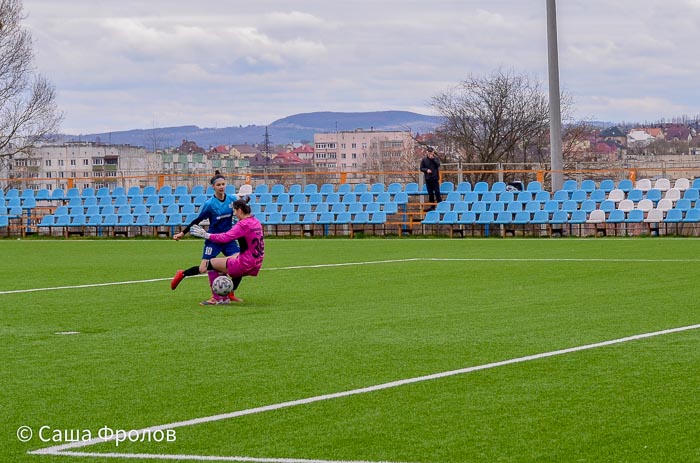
left=1, top=238, right=698, bottom=462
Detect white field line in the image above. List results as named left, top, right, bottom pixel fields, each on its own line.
left=29, top=322, right=700, bottom=459
left=42, top=451, right=412, bottom=463
left=3, top=256, right=700, bottom=295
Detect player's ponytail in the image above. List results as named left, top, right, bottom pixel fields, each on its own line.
left=210, top=170, right=225, bottom=185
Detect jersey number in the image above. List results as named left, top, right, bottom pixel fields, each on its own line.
left=251, top=237, right=265, bottom=259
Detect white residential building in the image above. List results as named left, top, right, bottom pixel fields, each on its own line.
left=313, top=129, right=414, bottom=172
left=8, top=142, right=155, bottom=191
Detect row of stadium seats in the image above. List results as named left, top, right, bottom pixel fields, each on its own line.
left=4, top=177, right=700, bottom=237
left=3, top=176, right=699, bottom=202
left=5, top=177, right=698, bottom=205
left=421, top=207, right=700, bottom=237
left=9, top=186, right=700, bottom=214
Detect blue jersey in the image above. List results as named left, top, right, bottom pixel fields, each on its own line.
left=184, top=194, right=235, bottom=235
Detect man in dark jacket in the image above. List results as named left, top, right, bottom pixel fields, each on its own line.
left=419, top=146, right=441, bottom=209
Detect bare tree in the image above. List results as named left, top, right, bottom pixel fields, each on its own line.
left=430, top=69, right=550, bottom=184
left=144, top=120, right=166, bottom=155
left=0, top=0, right=62, bottom=170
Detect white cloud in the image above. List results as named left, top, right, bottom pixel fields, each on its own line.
left=19, top=0, right=700, bottom=134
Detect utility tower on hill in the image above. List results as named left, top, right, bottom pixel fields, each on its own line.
left=262, top=127, right=272, bottom=157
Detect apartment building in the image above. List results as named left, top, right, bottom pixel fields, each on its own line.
left=313, top=129, right=415, bottom=172
left=7, top=142, right=153, bottom=191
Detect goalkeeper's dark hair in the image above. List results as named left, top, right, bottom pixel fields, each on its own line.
left=210, top=170, right=225, bottom=185
left=233, top=196, right=251, bottom=214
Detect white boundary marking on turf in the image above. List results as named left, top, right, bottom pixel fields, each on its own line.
left=40, top=451, right=411, bottom=463
left=29, top=323, right=700, bottom=461
left=4, top=256, right=700, bottom=295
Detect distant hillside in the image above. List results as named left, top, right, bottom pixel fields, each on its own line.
left=59, top=111, right=443, bottom=149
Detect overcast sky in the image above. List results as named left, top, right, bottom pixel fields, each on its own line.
left=21, top=0, right=700, bottom=134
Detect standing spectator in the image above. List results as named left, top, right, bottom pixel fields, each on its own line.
left=420, top=146, right=442, bottom=210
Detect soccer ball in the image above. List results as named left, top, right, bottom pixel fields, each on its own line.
left=212, top=275, right=234, bottom=296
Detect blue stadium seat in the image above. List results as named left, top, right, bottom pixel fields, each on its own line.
left=580, top=200, right=597, bottom=213
left=525, top=201, right=541, bottom=213
left=682, top=208, right=700, bottom=223
left=304, top=184, right=318, bottom=196
left=646, top=189, right=662, bottom=203
left=113, top=195, right=128, bottom=207
left=457, top=211, right=477, bottom=225
left=296, top=203, right=312, bottom=215
left=280, top=203, right=295, bottom=215
left=254, top=184, right=268, bottom=196
left=440, top=182, right=454, bottom=194
left=158, top=185, right=173, bottom=197
left=358, top=192, right=373, bottom=204
left=387, top=183, right=403, bottom=195
left=403, top=183, right=419, bottom=195
left=499, top=191, right=515, bottom=203
left=270, top=184, right=285, bottom=196
left=516, top=191, right=533, bottom=203
left=392, top=192, right=408, bottom=205
left=70, top=214, right=87, bottom=227
left=38, top=214, right=55, bottom=229
left=353, top=183, right=369, bottom=194
left=562, top=179, right=578, bottom=191
left=456, top=182, right=472, bottom=193
left=96, top=187, right=110, bottom=198
left=463, top=192, right=478, bottom=205
left=617, top=179, right=633, bottom=193
left=506, top=201, right=523, bottom=213
left=319, top=183, right=335, bottom=195
left=375, top=192, right=391, bottom=205
left=480, top=192, right=497, bottom=204
left=445, top=192, right=462, bottom=204
left=590, top=189, right=606, bottom=203
left=370, top=183, right=385, bottom=194
left=314, top=203, right=330, bottom=214
left=342, top=194, right=357, bottom=204
left=534, top=191, right=550, bottom=203
left=470, top=201, right=487, bottom=214
left=127, top=186, right=142, bottom=198
left=422, top=210, right=439, bottom=225
left=580, top=179, right=596, bottom=193
left=552, top=190, right=569, bottom=203
left=570, top=190, right=587, bottom=203
left=526, top=181, right=543, bottom=192
left=118, top=213, right=135, bottom=226
left=488, top=201, right=504, bottom=213
left=491, top=182, right=506, bottom=194
left=599, top=179, right=615, bottom=193
left=494, top=211, right=513, bottom=226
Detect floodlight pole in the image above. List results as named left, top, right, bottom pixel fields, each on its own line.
left=546, top=0, right=564, bottom=192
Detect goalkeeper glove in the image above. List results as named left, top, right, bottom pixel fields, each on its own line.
left=190, top=224, right=210, bottom=239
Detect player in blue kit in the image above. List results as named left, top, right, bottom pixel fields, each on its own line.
left=173, top=171, right=242, bottom=305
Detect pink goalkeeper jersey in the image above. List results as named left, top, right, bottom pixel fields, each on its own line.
left=207, top=216, right=264, bottom=276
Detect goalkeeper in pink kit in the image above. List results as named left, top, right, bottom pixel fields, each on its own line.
left=171, top=197, right=264, bottom=301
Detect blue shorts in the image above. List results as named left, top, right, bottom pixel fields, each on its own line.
left=202, top=240, right=240, bottom=259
